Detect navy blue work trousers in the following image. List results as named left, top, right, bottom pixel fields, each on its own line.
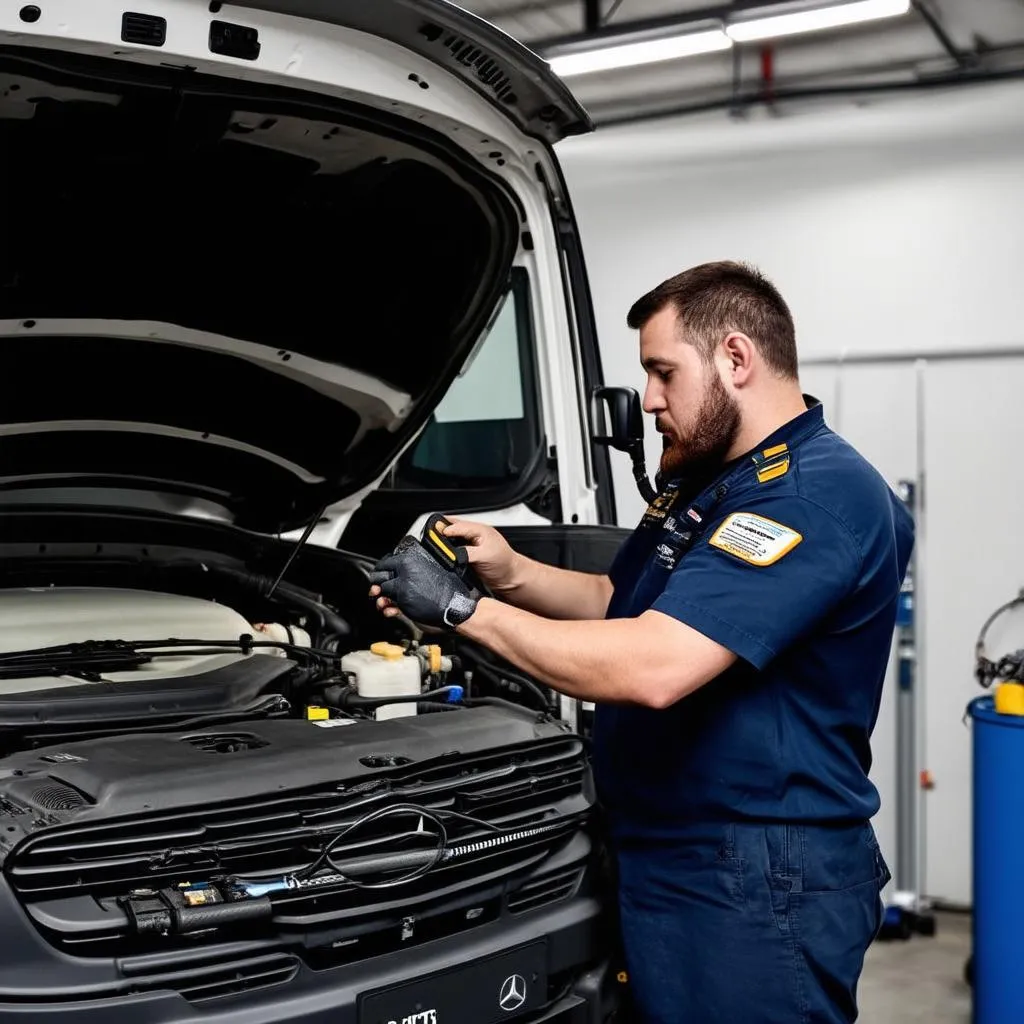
left=612, top=821, right=891, bottom=1023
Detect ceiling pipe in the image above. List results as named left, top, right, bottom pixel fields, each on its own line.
left=589, top=63, right=1024, bottom=127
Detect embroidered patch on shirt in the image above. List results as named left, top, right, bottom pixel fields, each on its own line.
left=708, top=512, right=803, bottom=566
left=641, top=483, right=681, bottom=525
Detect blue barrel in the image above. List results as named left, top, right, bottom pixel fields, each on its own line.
left=969, top=694, right=1024, bottom=1022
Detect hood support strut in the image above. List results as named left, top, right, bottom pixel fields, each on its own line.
left=266, top=504, right=329, bottom=599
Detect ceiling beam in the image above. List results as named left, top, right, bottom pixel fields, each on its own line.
left=910, top=0, right=972, bottom=68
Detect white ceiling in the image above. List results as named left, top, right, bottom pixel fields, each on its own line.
left=454, top=0, right=1024, bottom=125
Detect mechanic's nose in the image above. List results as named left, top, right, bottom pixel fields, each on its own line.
left=642, top=380, right=662, bottom=415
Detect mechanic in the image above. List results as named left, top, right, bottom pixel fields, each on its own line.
left=369, top=260, right=914, bottom=1023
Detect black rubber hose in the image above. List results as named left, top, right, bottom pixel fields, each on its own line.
left=205, top=565, right=350, bottom=638
left=467, top=660, right=551, bottom=712
left=462, top=696, right=553, bottom=718
left=339, top=686, right=459, bottom=710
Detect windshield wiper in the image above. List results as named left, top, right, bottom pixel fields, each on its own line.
left=0, top=635, right=340, bottom=680
left=0, top=640, right=152, bottom=681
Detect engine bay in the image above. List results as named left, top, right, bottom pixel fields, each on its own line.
left=0, top=524, right=594, bottom=971
left=0, top=554, right=560, bottom=754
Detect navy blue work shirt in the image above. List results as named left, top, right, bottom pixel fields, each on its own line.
left=592, top=401, right=914, bottom=836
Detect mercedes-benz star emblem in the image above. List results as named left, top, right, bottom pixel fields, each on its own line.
left=499, top=973, right=527, bottom=1012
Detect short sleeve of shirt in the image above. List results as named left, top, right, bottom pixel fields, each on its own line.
left=652, top=495, right=864, bottom=669
left=607, top=529, right=646, bottom=592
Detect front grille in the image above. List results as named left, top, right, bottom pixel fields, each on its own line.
left=126, top=952, right=299, bottom=1004
left=7, top=737, right=590, bottom=957
left=508, top=866, right=584, bottom=915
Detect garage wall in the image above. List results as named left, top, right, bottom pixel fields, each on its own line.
left=557, top=79, right=1024, bottom=906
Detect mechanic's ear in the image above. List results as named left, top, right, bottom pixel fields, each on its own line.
left=722, top=332, right=755, bottom=386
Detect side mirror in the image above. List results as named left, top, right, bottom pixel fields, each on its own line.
left=591, top=385, right=644, bottom=451
left=591, top=386, right=656, bottom=504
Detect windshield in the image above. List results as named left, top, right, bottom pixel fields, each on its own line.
left=382, top=269, right=542, bottom=493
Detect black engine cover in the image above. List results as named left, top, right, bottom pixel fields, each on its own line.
left=0, top=706, right=569, bottom=829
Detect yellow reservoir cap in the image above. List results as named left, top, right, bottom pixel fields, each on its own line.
left=370, top=642, right=405, bottom=661
left=426, top=644, right=442, bottom=674
left=305, top=705, right=329, bottom=721
left=995, top=682, right=1024, bottom=716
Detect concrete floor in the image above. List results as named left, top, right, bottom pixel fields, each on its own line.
left=858, top=912, right=972, bottom=1022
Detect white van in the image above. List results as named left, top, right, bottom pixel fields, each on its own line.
left=0, top=2, right=645, bottom=1021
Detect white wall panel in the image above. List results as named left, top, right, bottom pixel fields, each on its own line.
left=561, top=80, right=1024, bottom=903
left=921, top=357, right=1024, bottom=905
left=830, top=363, right=919, bottom=898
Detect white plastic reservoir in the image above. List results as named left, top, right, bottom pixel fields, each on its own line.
left=341, top=643, right=422, bottom=720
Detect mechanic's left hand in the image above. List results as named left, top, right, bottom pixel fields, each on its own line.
left=368, top=536, right=479, bottom=629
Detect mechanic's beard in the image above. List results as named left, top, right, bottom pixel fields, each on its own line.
left=659, top=371, right=741, bottom=482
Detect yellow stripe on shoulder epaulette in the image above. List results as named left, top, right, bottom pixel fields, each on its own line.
left=757, top=457, right=790, bottom=483
left=752, top=442, right=790, bottom=483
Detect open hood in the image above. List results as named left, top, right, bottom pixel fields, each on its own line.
left=0, top=3, right=589, bottom=534
left=229, top=0, right=592, bottom=145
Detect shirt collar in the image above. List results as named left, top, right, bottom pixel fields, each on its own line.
left=660, top=395, right=826, bottom=499
left=748, top=394, right=825, bottom=457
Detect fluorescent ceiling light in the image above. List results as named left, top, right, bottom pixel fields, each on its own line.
left=726, top=0, right=911, bottom=43
left=548, top=28, right=731, bottom=77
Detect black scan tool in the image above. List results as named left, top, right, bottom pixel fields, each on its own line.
left=420, top=514, right=491, bottom=598
left=421, top=513, right=467, bottom=572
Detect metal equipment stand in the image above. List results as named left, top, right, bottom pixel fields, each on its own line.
left=878, top=479, right=937, bottom=941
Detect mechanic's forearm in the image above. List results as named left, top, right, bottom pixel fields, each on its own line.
left=498, top=555, right=613, bottom=621
left=457, top=597, right=661, bottom=705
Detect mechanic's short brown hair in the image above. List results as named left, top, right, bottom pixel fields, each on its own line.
left=627, top=260, right=798, bottom=378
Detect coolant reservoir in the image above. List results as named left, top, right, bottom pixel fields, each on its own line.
left=341, top=643, right=422, bottom=720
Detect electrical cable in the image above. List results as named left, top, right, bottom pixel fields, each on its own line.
left=293, top=803, right=450, bottom=888
left=282, top=802, right=572, bottom=891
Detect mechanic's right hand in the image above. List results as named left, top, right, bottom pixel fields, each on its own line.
left=437, top=518, right=522, bottom=594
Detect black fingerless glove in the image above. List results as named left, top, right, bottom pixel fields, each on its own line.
left=369, top=536, right=479, bottom=629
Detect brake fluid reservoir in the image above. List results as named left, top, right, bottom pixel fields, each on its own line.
left=341, top=643, right=422, bottom=720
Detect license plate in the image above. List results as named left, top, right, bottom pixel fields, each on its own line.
left=358, top=941, right=548, bottom=1024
